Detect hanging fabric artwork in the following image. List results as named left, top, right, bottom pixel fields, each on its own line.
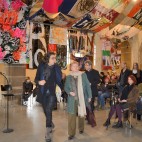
left=101, top=38, right=112, bottom=70
left=56, top=45, right=67, bottom=70
left=49, top=26, right=68, bottom=45
left=0, top=0, right=28, bottom=64
left=27, top=22, right=49, bottom=69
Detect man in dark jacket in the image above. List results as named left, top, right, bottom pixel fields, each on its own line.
left=117, top=62, right=131, bottom=95
left=84, top=60, right=100, bottom=111
left=34, top=52, right=62, bottom=142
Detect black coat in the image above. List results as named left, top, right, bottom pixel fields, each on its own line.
left=118, top=69, right=131, bottom=87
left=132, top=70, right=142, bottom=85
left=34, top=62, right=62, bottom=104
left=23, top=81, right=33, bottom=94
left=85, top=69, right=100, bottom=97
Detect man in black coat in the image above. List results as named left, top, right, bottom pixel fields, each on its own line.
left=117, top=62, right=132, bottom=95
left=84, top=60, right=100, bottom=111
left=34, top=52, right=62, bottom=142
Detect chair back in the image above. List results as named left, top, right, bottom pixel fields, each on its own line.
left=1, top=85, right=12, bottom=91
left=138, top=83, right=142, bottom=96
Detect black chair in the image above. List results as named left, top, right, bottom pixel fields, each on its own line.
left=1, top=85, right=14, bottom=133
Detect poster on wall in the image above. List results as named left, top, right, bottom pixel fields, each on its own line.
left=0, top=0, right=28, bottom=64
left=49, top=26, right=68, bottom=45
left=102, top=38, right=112, bottom=70
left=102, top=38, right=121, bottom=70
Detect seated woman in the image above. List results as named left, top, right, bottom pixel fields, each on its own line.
left=22, top=77, right=33, bottom=105
left=103, top=75, right=139, bottom=128
left=98, top=77, right=111, bottom=109
left=64, top=61, right=92, bottom=140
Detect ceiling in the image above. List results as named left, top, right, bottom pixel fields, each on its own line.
left=20, top=0, right=142, bottom=40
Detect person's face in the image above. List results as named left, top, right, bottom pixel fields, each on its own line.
left=62, top=73, right=66, bottom=79
left=48, top=55, right=56, bottom=65
left=71, top=63, right=79, bottom=72
left=128, top=77, right=134, bottom=85
left=121, top=63, right=126, bottom=69
left=133, top=63, right=137, bottom=70
left=85, top=63, right=92, bottom=71
left=105, top=78, right=109, bottom=83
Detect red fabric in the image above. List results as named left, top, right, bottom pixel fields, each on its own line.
left=42, top=0, right=63, bottom=13
left=48, top=44, right=57, bottom=52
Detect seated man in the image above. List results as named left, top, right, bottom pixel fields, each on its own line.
left=22, top=77, right=33, bottom=105
left=98, top=77, right=111, bottom=109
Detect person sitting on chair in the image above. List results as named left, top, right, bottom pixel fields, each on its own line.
left=98, top=77, right=111, bottom=109
left=103, top=75, right=139, bottom=128
left=22, top=77, right=33, bottom=105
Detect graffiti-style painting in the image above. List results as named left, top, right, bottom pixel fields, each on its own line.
left=0, top=0, right=28, bottom=64
left=56, top=45, right=67, bottom=70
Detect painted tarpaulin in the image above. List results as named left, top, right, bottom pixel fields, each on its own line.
left=62, top=0, right=99, bottom=18
left=72, top=3, right=119, bottom=32
left=27, top=22, right=49, bottom=68
left=53, top=13, right=79, bottom=27
left=0, top=0, right=28, bottom=64
left=106, top=17, right=140, bottom=40
left=102, top=38, right=112, bottom=70
left=56, top=45, right=67, bottom=69
left=127, top=1, right=142, bottom=30
left=48, top=44, right=57, bottom=52
left=49, top=26, right=68, bottom=45
left=99, top=0, right=130, bottom=13
left=111, top=47, right=121, bottom=70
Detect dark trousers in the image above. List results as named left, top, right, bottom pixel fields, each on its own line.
left=108, top=104, right=122, bottom=122
left=90, top=97, right=95, bottom=111
left=42, top=95, right=56, bottom=127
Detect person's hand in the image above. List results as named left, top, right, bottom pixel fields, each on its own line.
left=90, top=83, right=91, bottom=85
left=118, top=98, right=120, bottom=102
left=70, top=92, right=75, bottom=96
left=88, top=98, right=91, bottom=102
left=121, top=99, right=127, bottom=103
left=38, top=80, right=46, bottom=86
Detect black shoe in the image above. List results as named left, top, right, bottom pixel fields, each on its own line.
left=45, top=138, right=51, bottom=142
left=68, top=136, right=74, bottom=140
left=53, top=107, right=57, bottom=110
left=112, top=121, right=123, bottom=128
left=79, top=131, right=83, bottom=134
left=103, top=119, right=110, bottom=127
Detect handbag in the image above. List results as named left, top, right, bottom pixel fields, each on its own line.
left=86, top=104, right=96, bottom=127
left=36, top=85, right=44, bottom=104
left=120, top=103, right=129, bottom=111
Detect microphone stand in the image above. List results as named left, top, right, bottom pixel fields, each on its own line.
left=0, top=72, right=14, bottom=133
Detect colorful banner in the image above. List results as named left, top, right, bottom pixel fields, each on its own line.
left=102, top=38, right=112, bottom=70
left=0, top=0, right=28, bottom=64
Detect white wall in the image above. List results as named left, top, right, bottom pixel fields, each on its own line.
left=129, top=31, right=142, bottom=68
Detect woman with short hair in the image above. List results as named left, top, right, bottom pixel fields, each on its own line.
left=64, top=61, right=92, bottom=140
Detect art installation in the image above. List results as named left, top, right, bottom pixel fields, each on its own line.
left=0, top=0, right=28, bottom=64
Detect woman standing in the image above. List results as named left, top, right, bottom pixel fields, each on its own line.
left=132, top=63, right=142, bottom=120
left=35, top=52, right=62, bottom=142
left=64, top=61, right=92, bottom=140
left=132, top=63, right=142, bottom=85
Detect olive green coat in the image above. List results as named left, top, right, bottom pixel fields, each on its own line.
left=64, top=73, right=92, bottom=114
